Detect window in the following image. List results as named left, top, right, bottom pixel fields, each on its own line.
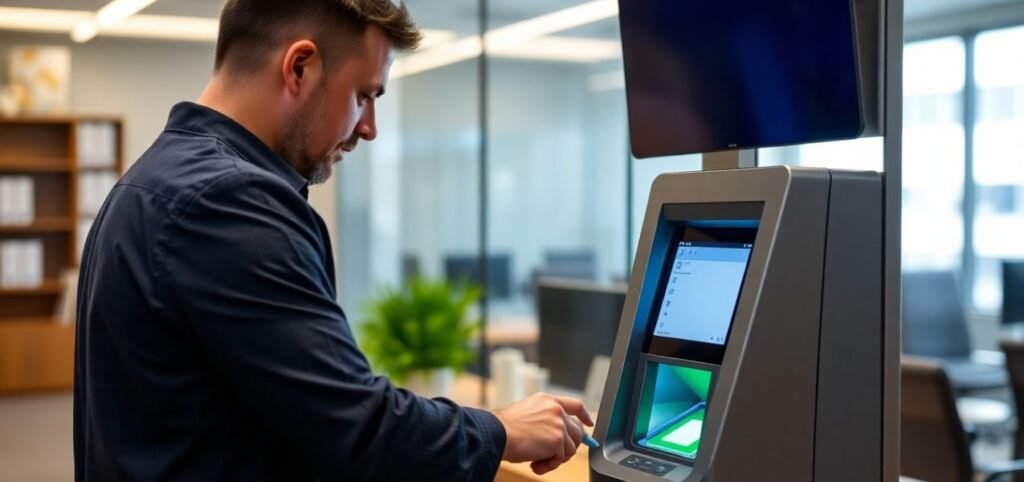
left=760, top=38, right=967, bottom=274
left=903, top=37, right=967, bottom=273
left=972, top=26, right=1024, bottom=310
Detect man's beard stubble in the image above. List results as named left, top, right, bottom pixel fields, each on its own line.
left=282, top=90, right=336, bottom=186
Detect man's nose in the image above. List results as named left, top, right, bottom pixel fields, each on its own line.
left=357, top=104, right=377, bottom=141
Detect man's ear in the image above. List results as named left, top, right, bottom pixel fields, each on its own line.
left=282, top=40, right=323, bottom=96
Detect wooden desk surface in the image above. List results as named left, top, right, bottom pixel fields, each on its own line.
left=452, top=376, right=591, bottom=482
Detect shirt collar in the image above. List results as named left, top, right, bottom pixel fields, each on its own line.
left=165, top=102, right=310, bottom=198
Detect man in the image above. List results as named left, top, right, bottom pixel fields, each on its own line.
left=73, top=0, right=593, bottom=480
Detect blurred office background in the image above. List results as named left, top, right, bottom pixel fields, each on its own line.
left=0, top=0, right=1023, bottom=480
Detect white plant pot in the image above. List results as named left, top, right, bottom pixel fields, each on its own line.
left=402, top=367, right=455, bottom=399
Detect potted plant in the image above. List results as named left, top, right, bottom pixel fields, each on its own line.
left=359, top=278, right=481, bottom=398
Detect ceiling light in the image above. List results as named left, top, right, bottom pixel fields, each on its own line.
left=497, top=37, right=620, bottom=63
left=484, top=0, right=618, bottom=51
left=71, top=21, right=99, bottom=43
left=418, top=29, right=459, bottom=50
left=392, top=37, right=483, bottom=79
left=392, top=0, right=618, bottom=79
left=71, top=0, right=159, bottom=43
left=96, top=0, right=158, bottom=28
left=0, top=7, right=89, bottom=33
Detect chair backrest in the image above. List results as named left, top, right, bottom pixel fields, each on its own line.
left=1001, top=339, right=1024, bottom=466
left=902, top=270, right=972, bottom=358
left=900, top=357, right=974, bottom=482
left=536, top=278, right=625, bottom=390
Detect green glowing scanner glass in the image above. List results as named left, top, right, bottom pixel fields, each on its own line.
left=634, top=363, right=713, bottom=460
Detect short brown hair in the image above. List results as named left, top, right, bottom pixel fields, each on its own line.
left=215, top=0, right=421, bottom=74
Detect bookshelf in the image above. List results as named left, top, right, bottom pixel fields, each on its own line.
left=0, top=116, right=124, bottom=392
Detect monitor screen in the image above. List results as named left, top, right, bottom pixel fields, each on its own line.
left=634, top=362, right=713, bottom=461
left=1004, top=261, right=1024, bottom=324
left=646, top=224, right=757, bottom=364
left=619, top=0, right=864, bottom=157
left=653, top=242, right=753, bottom=345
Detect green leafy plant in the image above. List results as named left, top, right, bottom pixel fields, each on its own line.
left=359, top=278, right=481, bottom=383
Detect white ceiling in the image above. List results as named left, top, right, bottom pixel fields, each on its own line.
left=1, top=0, right=1022, bottom=36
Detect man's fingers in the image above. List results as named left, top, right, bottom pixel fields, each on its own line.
left=531, top=457, right=562, bottom=475
left=553, top=428, right=566, bottom=462
left=562, top=429, right=576, bottom=462
left=564, top=415, right=584, bottom=446
left=552, top=395, right=595, bottom=426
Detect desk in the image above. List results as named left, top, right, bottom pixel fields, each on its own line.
left=452, top=375, right=591, bottom=482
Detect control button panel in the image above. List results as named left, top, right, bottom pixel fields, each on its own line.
left=619, top=454, right=675, bottom=476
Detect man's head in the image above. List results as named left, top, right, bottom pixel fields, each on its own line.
left=213, top=0, right=421, bottom=184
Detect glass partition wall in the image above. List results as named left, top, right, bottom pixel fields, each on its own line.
left=339, top=1, right=1024, bottom=382
left=338, top=0, right=481, bottom=326
left=338, top=0, right=631, bottom=382
left=484, top=1, right=629, bottom=325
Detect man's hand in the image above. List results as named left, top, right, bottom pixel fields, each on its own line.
left=493, top=393, right=596, bottom=475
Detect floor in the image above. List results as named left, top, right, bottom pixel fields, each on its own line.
left=0, top=393, right=74, bottom=482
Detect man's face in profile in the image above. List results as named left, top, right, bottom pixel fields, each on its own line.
left=284, top=25, right=394, bottom=185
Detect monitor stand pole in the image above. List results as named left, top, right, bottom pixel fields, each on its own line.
left=702, top=149, right=757, bottom=171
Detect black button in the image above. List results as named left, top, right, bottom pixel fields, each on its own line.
left=618, top=454, right=677, bottom=476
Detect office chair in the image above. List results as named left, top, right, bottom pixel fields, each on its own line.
left=536, top=278, right=625, bottom=390
left=1000, top=340, right=1024, bottom=482
left=901, top=357, right=1024, bottom=482
left=903, top=270, right=1007, bottom=392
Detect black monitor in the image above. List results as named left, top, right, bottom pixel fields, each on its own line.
left=541, top=250, right=597, bottom=281
left=1004, top=261, right=1024, bottom=325
left=537, top=279, right=626, bottom=390
left=443, top=254, right=512, bottom=300
left=619, top=0, right=866, bottom=157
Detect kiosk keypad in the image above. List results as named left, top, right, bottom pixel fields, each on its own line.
left=619, top=454, right=675, bottom=476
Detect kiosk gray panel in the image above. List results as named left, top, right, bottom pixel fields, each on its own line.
left=591, top=167, right=886, bottom=482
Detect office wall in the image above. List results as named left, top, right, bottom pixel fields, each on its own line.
left=0, top=32, right=213, bottom=165
left=0, top=32, right=339, bottom=270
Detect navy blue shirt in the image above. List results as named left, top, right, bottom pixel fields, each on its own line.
left=74, top=102, right=506, bottom=481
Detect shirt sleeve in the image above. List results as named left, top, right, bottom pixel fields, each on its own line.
left=159, top=169, right=506, bottom=481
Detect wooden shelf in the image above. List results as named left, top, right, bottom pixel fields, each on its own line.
left=0, top=280, right=64, bottom=297
left=77, top=164, right=121, bottom=172
left=0, top=117, right=72, bottom=126
left=0, top=218, right=74, bottom=234
left=0, top=116, right=123, bottom=393
left=0, top=317, right=64, bottom=326
left=0, top=319, right=75, bottom=392
left=0, top=158, right=72, bottom=173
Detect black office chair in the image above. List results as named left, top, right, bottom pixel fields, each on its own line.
left=901, top=357, right=1024, bottom=482
left=1000, top=340, right=1024, bottom=482
left=903, top=270, right=1007, bottom=392
left=536, top=278, right=625, bottom=391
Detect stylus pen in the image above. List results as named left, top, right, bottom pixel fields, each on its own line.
left=582, top=432, right=601, bottom=449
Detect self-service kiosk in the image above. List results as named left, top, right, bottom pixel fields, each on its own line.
left=589, top=0, right=902, bottom=479
left=589, top=167, right=886, bottom=481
